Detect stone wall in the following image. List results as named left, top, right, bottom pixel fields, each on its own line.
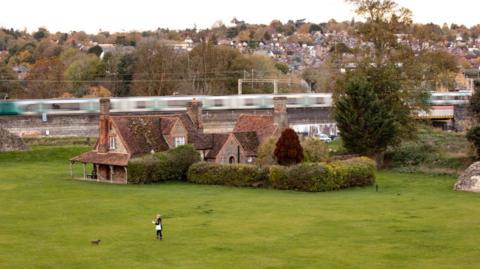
left=0, top=127, right=27, bottom=152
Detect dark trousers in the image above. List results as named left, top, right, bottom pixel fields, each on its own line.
left=156, top=230, right=163, bottom=240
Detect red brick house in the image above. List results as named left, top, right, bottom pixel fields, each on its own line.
left=70, top=97, right=288, bottom=183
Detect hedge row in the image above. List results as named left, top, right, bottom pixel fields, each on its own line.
left=187, top=162, right=268, bottom=187
left=187, top=157, right=376, bottom=192
left=128, top=145, right=200, bottom=184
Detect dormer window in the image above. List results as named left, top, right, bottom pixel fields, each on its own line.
left=174, top=136, right=185, bottom=147
left=109, top=136, right=116, bottom=150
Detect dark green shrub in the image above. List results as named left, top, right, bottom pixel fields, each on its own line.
left=387, top=141, right=436, bottom=166
left=165, top=145, right=201, bottom=180
left=187, top=162, right=268, bottom=187
left=127, top=156, right=156, bottom=184
left=127, top=145, right=201, bottom=184
left=467, top=126, right=480, bottom=157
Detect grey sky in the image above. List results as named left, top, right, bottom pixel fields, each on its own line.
left=0, top=0, right=478, bottom=33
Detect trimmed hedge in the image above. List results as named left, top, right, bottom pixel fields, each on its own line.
left=269, top=163, right=338, bottom=192
left=328, top=157, right=376, bottom=188
left=127, top=145, right=200, bottom=184
left=187, top=157, right=376, bottom=192
left=269, top=157, right=375, bottom=192
left=187, top=162, right=268, bottom=187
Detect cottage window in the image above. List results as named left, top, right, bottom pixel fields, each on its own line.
left=174, top=136, right=185, bottom=147
left=109, top=136, right=116, bottom=150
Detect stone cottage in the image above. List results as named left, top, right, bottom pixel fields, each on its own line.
left=70, top=96, right=288, bottom=183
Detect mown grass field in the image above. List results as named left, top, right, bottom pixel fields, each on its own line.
left=1, top=145, right=480, bottom=268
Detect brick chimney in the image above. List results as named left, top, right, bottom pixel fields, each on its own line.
left=186, top=99, right=203, bottom=130
left=273, top=96, right=288, bottom=130
left=98, top=98, right=110, bottom=153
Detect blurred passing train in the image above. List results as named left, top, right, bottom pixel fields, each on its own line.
left=0, top=91, right=471, bottom=116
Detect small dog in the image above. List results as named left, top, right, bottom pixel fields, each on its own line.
left=91, top=239, right=101, bottom=245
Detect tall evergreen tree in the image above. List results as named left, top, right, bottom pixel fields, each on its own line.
left=334, top=76, right=397, bottom=166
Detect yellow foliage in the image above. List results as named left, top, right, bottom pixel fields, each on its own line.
left=83, top=86, right=112, bottom=98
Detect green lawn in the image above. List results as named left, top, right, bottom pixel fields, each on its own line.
left=1, top=146, right=480, bottom=269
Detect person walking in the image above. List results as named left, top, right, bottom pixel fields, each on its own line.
left=152, top=214, right=163, bottom=240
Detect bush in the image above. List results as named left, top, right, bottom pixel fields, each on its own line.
left=274, top=128, right=304, bottom=165
left=128, top=156, right=157, bottom=184
left=269, top=157, right=375, bottom=192
left=302, top=138, right=329, bottom=162
left=187, top=162, right=268, bottom=187
left=269, top=163, right=338, bottom=192
left=328, top=157, right=376, bottom=188
left=387, top=141, right=436, bottom=166
left=127, top=145, right=200, bottom=184
left=467, top=126, right=480, bottom=157
left=256, top=137, right=277, bottom=166
left=165, top=145, right=201, bottom=180
left=188, top=157, right=375, bottom=192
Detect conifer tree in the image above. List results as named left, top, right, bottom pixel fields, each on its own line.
left=274, top=128, right=304, bottom=165
left=334, top=76, right=397, bottom=166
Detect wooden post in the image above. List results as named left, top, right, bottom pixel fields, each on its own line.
left=238, top=79, right=242, bottom=95
left=70, top=162, right=73, bottom=178
left=95, top=164, right=99, bottom=181
left=124, top=167, right=128, bottom=184
left=83, top=163, right=86, bottom=180
left=109, top=166, right=113, bottom=181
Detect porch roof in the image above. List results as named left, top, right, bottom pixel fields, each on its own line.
left=70, top=151, right=129, bottom=166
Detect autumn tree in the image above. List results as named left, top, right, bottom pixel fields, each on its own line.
left=132, top=39, right=187, bottom=96
left=64, top=54, right=106, bottom=97
left=0, top=62, right=20, bottom=99
left=189, top=42, right=249, bottom=95
left=339, top=0, right=430, bottom=147
left=346, top=0, right=412, bottom=63
left=419, top=50, right=459, bottom=91
left=302, top=61, right=337, bottom=92
left=274, top=128, right=304, bottom=166
left=24, top=58, right=65, bottom=98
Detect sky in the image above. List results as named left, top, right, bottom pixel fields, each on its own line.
left=0, top=0, right=478, bottom=34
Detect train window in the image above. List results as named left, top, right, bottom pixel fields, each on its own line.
left=245, top=99, right=254, bottom=106
left=286, top=98, right=298, bottom=105
left=167, top=100, right=187, bottom=107
left=136, top=101, right=146, bottom=109
left=315, top=97, right=325, bottom=104
left=23, top=104, right=41, bottom=112
left=51, top=103, right=81, bottom=111
left=214, top=99, right=223, bottom=107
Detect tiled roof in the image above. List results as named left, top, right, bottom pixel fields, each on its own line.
left=70, top=151, right=129, bottom=166
left=233, top=114, right=277, bottom=143
left=160, top=117, right=177, bottom=134
left=110, top=116, right=170, bottom=157
left=176, top=114, right=212, bottom=149
left=205, top=133, right=229, bottom=159
left=233, top=131, right=259, bottom=156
